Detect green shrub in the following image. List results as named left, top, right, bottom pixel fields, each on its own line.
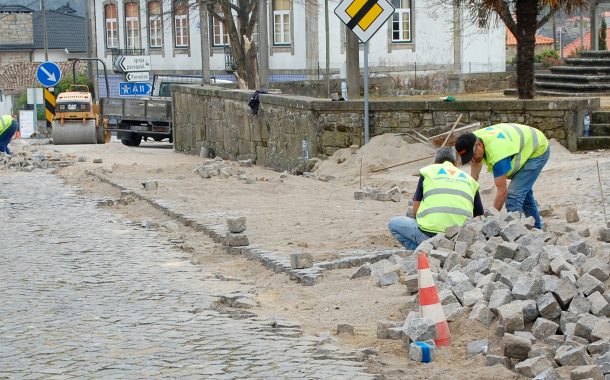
left=535, top=49, right=560, bottom=63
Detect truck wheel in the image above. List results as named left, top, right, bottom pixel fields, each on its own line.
left=121, top=133, right=141, bottom=147
left=130, top=134, right=142, bottom=146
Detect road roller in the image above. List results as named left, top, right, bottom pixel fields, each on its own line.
left=52, top=85, right=110, bottom=145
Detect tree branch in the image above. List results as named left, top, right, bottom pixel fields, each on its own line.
left=537, top=8, right=557, bottom=29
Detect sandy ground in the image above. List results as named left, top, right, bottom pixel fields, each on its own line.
left=9, top=133, right=610, bottom=379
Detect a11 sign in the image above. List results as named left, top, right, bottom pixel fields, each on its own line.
left=119, top=82, right=151, bottom=96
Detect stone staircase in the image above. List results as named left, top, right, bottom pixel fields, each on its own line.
left=535, top=50, right=610, bottom=96
left=578, top=111, right=610, bottom=150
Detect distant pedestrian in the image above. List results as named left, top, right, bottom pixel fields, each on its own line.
left=454, top=123, right=550, bottom=229
left=388, top=147, right=484, bottom=250
left=0, top=114, right=18, bottom=155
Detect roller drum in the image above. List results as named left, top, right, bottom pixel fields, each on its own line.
left=52, top=120, right=98, bottom=145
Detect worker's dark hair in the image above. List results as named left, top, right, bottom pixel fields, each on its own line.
left=434, top=146, right=456, bottom=164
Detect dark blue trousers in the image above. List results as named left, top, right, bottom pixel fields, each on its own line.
left=0, top=123, right=17, bottom=154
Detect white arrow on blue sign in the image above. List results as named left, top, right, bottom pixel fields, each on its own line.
left=36, top=61, right=62, bottom=87
left=119, top=82, right=151, bottom=96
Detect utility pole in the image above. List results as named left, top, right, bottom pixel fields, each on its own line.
left=325, top=0, right=330, bottom=97
left=84, top=0, right=94, bottom=90
left=41, top=0, right=48, bottom=61
left=258, top=0, right=269, bottom=89
left=199, top=1, right=211, bottom=84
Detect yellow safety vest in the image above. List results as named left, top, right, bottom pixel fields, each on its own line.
left=0, top=115, right=12, bottom=135
left=416, top=162, right=480, bottom=234
left=474, top=123, right=548, bottom=179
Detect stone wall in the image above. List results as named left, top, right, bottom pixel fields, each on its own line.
left=0, top=13, right=33, bottom=45
left=173, top=85, right=599, bottom=171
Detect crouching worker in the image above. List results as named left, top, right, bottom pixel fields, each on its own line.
left=0, top=114, right=18, bottom=155
left=388, top=147, right=484, bottom=250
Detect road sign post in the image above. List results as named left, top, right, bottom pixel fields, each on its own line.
left=335, top=0, right=394, bottom=144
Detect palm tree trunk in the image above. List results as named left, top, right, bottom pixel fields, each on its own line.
left=515, top=0, right=538, bottom=99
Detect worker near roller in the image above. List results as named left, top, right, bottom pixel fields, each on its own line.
left=388, top=147, right=484, bottom=250
left=0, top=114, right=18, bottom=155
left=454, top=123, right=550, bottom=229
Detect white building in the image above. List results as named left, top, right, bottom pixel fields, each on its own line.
left=91, top=0, right=505, bottom=85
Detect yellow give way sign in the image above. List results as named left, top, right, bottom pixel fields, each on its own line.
left=335, top=0, right=395, bottom=42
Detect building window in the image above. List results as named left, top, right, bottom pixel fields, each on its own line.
left=148, top=1, right=162, bottom=48
left=391, top=0, right=411, bottom=42
left=272, top=0, right=291, bottom=45
left=125, top=2, right=141, bottom=49
left=174, top=0, right=189, bottom=47
left=104, top=3, right=119, bottom=48
left=212, top=13, right=229, bottom=46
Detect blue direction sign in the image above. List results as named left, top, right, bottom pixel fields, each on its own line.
left=36, top=61, right=62, bottom=87
left=119, top=82, right=151, bottom=96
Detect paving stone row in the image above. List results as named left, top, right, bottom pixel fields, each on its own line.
left=0, top=172, right=376, bottom=378
left=88, top=170, right=407, bottom=286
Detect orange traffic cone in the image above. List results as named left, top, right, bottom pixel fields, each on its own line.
left=417, top=249, right=451, bottom=346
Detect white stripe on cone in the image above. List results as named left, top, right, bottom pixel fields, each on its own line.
left=418, top=268, right=435, bottom=289
left=420, top=304, right=446, bottom=324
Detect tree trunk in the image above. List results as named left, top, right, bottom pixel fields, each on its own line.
left=515, top=0, right=538, bottom=99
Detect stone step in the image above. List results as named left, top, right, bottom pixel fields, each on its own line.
left=588, top=123, right=610, bottom=135
left=549, top=66, right=610, bottom=75
left=578, top=50, right=610, bottom=59
left=534, top=80, right=610, bottom=92
left=564, top=57, right=610, bottom=66
left=577, top=136, right=610, bottom=150
left=533, top=90, right=610, bottom=96
left=535, top=73, right=610, bottom=83
left=592, top=111, right=610, bottom=124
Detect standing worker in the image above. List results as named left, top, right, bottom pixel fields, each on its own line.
left=388, top=147, right=484, bottom=250
left=0, top=114, right=18, bottom=155
left=454, top=123, right=550, bottom=229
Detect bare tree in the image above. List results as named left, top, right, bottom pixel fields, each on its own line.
left=202, top=0, right=259, bottom=89
left=449, top=0, right=587, bottom=99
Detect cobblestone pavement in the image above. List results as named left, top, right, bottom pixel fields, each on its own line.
left=0, top=173, right=375, bottom=379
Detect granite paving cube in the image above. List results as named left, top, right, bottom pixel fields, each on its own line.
left=408, top=342, right=436, bottom=363
left=404, top=317, right=437, bottom=342
left=534, top=367, right=560, bottom=380
left=532, top=318, right=559, bottom=339
left=521, top=299, right=540, bottom=323
left=498, top=302, right=525, bottom=333
left=591, top=320, right=610, bottom=342
left=515, top=356, right=555, bottom=378
left=596, top=352, right=610, bottom=375
left=226, top=233, right=250, bottom=247
left=570, top=365, right=604, bottom=380
left=489, top=288, right=514, bottom=313
left=500, top=222, right=528, bottom=242
left=470, top=300, right=495, bottom=326
left=576, top=274, right=605, bottom=297
left=568, top=293, right=592, bottom=315
left=575, top=315, right=603, bottom=342
left=566, top=206, right=579, bottom=223
left=582, top=257, right=610, bottom=282
left=502, top=333, right=532, bottom=360
left=376, top=320, right=400, bottom=339
left=227, top=216, right=247, bottom=233
left=485, top=354, right=511, bottom=369
left=494, top=242, right=519, bottom=260
left=588, top=291, right=610, bottom=317
left=512, top=273, right=541, bottom=300
left=290, top=252, right=313, bottom=269
left=554, top=344, right=591, bottom=366
left=537, top=292, right=562, bottom=320
left=553, top=279, right=579, bottom=309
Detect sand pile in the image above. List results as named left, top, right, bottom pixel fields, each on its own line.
left=314, top=134, right=435, bottom=186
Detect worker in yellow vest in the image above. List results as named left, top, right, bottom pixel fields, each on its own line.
left=454, top=123, right=550, bottom=229
left=0, top=114, right=18, bottom=155
left=388, top=147, right=484, bottom=250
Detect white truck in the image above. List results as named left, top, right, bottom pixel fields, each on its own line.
left=101, top=75, right=230, bottom=146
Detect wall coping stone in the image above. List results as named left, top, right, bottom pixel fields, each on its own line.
left=176, top=84, right=600, bottom=113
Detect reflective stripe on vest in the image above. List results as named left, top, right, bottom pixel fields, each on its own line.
left=417, top=206, right=473, bottom=219
left=423, top=188, right=475, bottom=204
left=416, top=162, right=479, bottom=234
